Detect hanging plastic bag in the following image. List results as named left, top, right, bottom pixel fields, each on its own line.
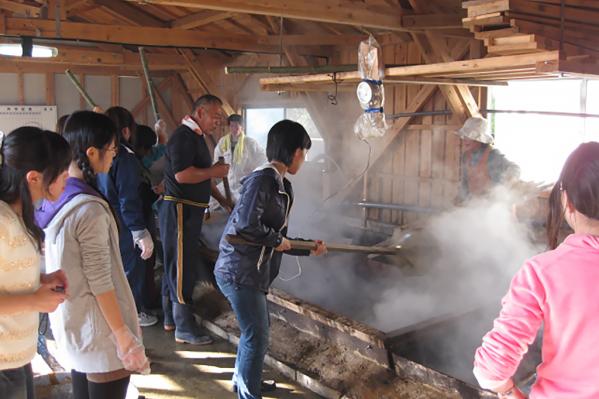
left=354, top=35, right=388, bottom=139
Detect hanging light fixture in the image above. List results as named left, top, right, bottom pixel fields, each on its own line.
left=0, top=37, right=57, bottom=58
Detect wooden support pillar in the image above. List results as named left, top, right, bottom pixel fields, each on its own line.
left=46, top=72, right=55, bottom=106
left=111, top=75, right=119, bottom=107
left=17, top=72, right=24, bottom=105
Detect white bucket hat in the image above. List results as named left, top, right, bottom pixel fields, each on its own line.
left=456, top=117, right=494, bottom=144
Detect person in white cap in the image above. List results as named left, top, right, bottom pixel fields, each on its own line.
left=456, top=116, right=520, bottom=202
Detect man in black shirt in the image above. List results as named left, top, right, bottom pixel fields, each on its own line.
left=159, top=94, right=229, bottom=345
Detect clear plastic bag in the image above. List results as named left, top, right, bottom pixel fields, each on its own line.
left=354, top=35, right=388, bottom=139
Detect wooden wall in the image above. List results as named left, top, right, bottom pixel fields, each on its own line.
left=313, top=40, right=485, bottom=227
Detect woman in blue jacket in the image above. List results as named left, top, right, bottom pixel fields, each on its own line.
left=214, top=120, right=327, bottom=399
left=97, top=107, right=157, bottom=328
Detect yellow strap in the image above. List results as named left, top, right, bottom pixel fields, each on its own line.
left=163, top=195, right=208, bottom=208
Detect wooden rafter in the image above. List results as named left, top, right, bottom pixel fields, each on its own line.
left=129, top=0, right=404, bottom=31
left=177, top=48, right=236, bottom=115
left=127, top=0, right=464, bottom=32
left=93, top=0, right=166, bottom=27
left=170, top=10, right=233, bottom=29
left=1, top=17, right=378, bottom=53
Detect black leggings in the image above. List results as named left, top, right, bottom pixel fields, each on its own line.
left=71, top=370, right=130, bottom=399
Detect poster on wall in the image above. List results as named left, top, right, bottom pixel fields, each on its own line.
left=0, top=105, right=57, bottom=134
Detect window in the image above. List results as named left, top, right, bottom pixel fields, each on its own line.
left=244, top=107, right=325, bottom=162
left=489, top=79, right=599, bottom=183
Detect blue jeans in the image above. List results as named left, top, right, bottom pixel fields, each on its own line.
left=0, top=363, right=33, bottom=399
left=216, top=277, right=269, bottom=399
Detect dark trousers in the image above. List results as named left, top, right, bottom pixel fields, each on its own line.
left=0, top=364, right=33, bottom=399
left=71, top=370, right=130, bottom=399
left=217, top=277, right=269, bottom=399
left=158, top=200, right=206, bottom=305
left=119, top=228, right=146, bottom=312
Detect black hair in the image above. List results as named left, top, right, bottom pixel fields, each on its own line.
left=547, top=142, right=599, bottom=249
left=266, top=120, right=312, bottom=166
left=192, top=94, right=222, bottom=112
left=105, top=106, right=135, bottom=146
left=134, top=125, right=157, bottom=153
left=227, top=114, right=242, bottom=125
left=63, top=111, right=116, bottom=191
left=0, top=127, right=71, bottom=250
left=56, top=114, right=70, bottom=135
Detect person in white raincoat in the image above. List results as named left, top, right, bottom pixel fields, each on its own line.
left=210, top=114, right=266, bottom=212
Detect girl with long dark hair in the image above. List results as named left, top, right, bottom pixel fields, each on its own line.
left=0, top=127, right=70, bottom=399
left=36, top=111, right=149, bottom=399
left=98, top=106, right=157, bottom=327
left=474, top=142, right=599, bottom=398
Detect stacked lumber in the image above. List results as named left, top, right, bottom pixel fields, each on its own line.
left=463, top=0, right=599, bottom=60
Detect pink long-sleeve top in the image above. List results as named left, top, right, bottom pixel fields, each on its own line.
left=474, top=233, right=599, bottom=398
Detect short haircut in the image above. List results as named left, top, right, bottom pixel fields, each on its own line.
left=134, top=125, right=157, bottom=151
left=227, top=114, right=242, bottom=125
left=266, top=120, right=312, bottom=166
left=192, top=94, right=222, bottom=111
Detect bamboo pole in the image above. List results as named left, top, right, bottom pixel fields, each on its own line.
left=139, top=47, right=160, bottom=122
left=65, top=69, right=96, bottom=108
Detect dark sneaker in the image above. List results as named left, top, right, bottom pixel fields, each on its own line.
left=233, top=380, right=276, bottom=393
left=174, top=333, right=213, bottom=345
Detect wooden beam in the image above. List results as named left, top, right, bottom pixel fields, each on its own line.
left=171, top=10, right=233, bottom=29
left=3, top=17, right=279, bottom=53
left=401, top=12, right=465, bottom=30
left=0, top=59, right=174, bottom=75
left=0, top=46, right=188, bottom=70
left=259, top=51, right=560, bottom=89
left=177, top=48, right=235, bottom=115
left=46, top=72, right=55, bottom=106
left=111, top=75, right=119, bottom=107
left=128, top=0, right=405, bottom=31
left=409, top=0, right=479, bottom=120
left=94, top=0, right=166, bottom=27
left=0, top=0, right=41, bottom=17
left=2, top=17, right=366, bottom=53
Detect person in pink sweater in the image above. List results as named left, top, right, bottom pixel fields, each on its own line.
left=473, top=142, right=599, bottom=398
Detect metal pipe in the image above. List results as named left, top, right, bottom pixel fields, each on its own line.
left=386, top=110, right=452, bottom=119
left=485, top=109, right=599, bottom=119
left=354, top=202, right=442, bottom=214
left=226, top=64, right=359, bottom=74
left=138, top=46, right=160, bottom=122
left=65, top=69, right=96, bottom=108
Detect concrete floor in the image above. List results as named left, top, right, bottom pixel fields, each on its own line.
left=132, top=323, right=323, bottom=399
left=36, top=322, right=322, bottom=399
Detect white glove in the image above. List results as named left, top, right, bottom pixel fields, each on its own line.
left=133, top=230, right=154, bottom=260
left=111, top=325, right=151, bottom=374
left=154, top=119, right=167, bottom=142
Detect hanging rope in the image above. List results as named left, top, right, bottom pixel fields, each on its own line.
left=327, top=72, right=339, bottom=105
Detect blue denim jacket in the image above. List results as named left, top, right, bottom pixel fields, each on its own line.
left=214, top=165, right=309, bottom=292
